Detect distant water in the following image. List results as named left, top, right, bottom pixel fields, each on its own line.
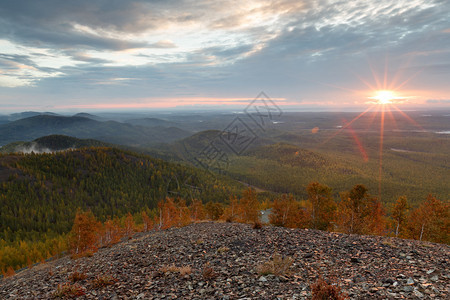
left=436, top=131, right=450, bottom=134
left=391, top=148, right=413, bottom=153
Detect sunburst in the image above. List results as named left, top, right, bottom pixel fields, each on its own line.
left=320, top=62, right=423, bottom=201
left=369, top=90, right=401, bottom=105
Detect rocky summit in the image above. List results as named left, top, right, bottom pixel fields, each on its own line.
left=1, top=222, right=449, bottom=299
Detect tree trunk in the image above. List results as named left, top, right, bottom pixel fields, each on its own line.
left=395, top=221, right=400, bottom=237
left=419, top=223, right=425, bottom=241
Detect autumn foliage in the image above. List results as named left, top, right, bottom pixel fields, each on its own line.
left=158, top=197, right=191, bottom=229
left=100, top=217, right=122, bottom=247
left=61, top=185, right=450, bottom=270
left=307, top=182, right=336, bottom=230
left=3, top=181, right=447, bottom=275
left=336, top=184, right=385, bottom=235
left=69, top=210, right=100, bottom=257
left=237, top=188, right=260, bottom=223
left=270, top=194, right=309, bottom=228
left=391, top=196, right=409, bottom=237
left=405, top=195, right=449, bottom=243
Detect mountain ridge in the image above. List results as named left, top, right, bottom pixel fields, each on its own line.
left=0, top=115, right=192, bottom=146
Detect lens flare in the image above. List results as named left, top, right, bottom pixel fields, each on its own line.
left=369, top=90, right=400, bottom=105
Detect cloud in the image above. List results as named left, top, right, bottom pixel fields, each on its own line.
left=0, top=0, right=449, bottom=109
left=149, top=40, right=177, bottom=48
left=68, top=52, right=112, bottom=64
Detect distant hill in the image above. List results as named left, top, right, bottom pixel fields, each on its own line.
left=125, top=117, right=180, bottom=128
left=0, top=115, right=192, bottom=147
left=8, top=111, right=60, bottom=121
left=151, top=129, right=274, bottom=163
left=245, top=143, right=329, bottom=168
left=0, top=135, right=112, bottom=153
left=72, top=112, right=104, bottom=121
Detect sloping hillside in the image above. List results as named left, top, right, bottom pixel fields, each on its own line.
left=0, top=135, right=112, bottom=153
left=0, top=115, right=192, bottom=146
left=0, top=222, right=448, bottom=299
left=0, top=148, right=242, bottom=243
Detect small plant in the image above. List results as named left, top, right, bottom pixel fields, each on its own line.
left=202, top=263, right=217, bottom=280
left=257, top=252, right=293, bottom=276
left=178, top=265, right=192, bottom=276
left=381, top=239, right=396, bottom=247
left=217, top=246, right=230, bottom=254
left=253, top=221, right=263, bottom=229
left=195, top=239, right=204, bottom=245
left=311, top=276, right=347, bottom=300
left=160, top=264, right=179, bottom=273
left=159, top=264, right=192, bottom=276
left=52, top=283, right=85, bottom=298
left=69, top=271, right=87, bottom=282
left=2, top=266, right=15, bottom=278
left=91, top=274, right=117, bottom=288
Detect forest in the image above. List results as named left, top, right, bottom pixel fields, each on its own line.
left=155, top=129, right=449, bottom=204
left=0, top=147, right=243, bottom=274
left=0, top=147, right=448, bottom=276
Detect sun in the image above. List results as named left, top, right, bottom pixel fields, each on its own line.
left=370, top=90, right=398, bottom=105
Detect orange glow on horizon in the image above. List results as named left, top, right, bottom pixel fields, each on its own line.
left=54, top=97, right=290, bottom=110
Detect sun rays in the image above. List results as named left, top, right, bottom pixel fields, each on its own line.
left=319, top=63, right=424, bottom=201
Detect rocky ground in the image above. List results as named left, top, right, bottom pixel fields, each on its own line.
left=1, top=222, right=449, bottom=299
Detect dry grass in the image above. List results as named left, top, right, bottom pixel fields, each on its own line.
left=311, top=276, right=347, bottom=300
left=52, top=283, right=85, bottom=298
left=257, top=252, right=293, bottom=276
left=178, top=266, right=192, bottom=276
left=217, top=246, right=230, bottom=254
left=69, top=271, right=87, bottom=282
left=202, top=263, right=217, bottom=280
left=160, top=264, right=179, bottom=273
left=91, top=274, right=117, bottom=288
left=159, top=264, right=192, bottom=276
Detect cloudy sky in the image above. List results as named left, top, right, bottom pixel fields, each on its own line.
left=0, top=0, right=449, bottom=112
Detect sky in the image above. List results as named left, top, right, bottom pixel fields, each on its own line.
left=0, top=0, right=449, bottom=112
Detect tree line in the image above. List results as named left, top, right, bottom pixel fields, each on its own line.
left=3, top=182, right=448, bottom=277
left=0, top=147, right=448, bottom=277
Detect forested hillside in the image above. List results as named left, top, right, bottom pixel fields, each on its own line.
left=0, top=148, right=242, bottom=243
left=0, top=135, right=112, bottom=153
left=0, top=115, right=192, bottom=146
